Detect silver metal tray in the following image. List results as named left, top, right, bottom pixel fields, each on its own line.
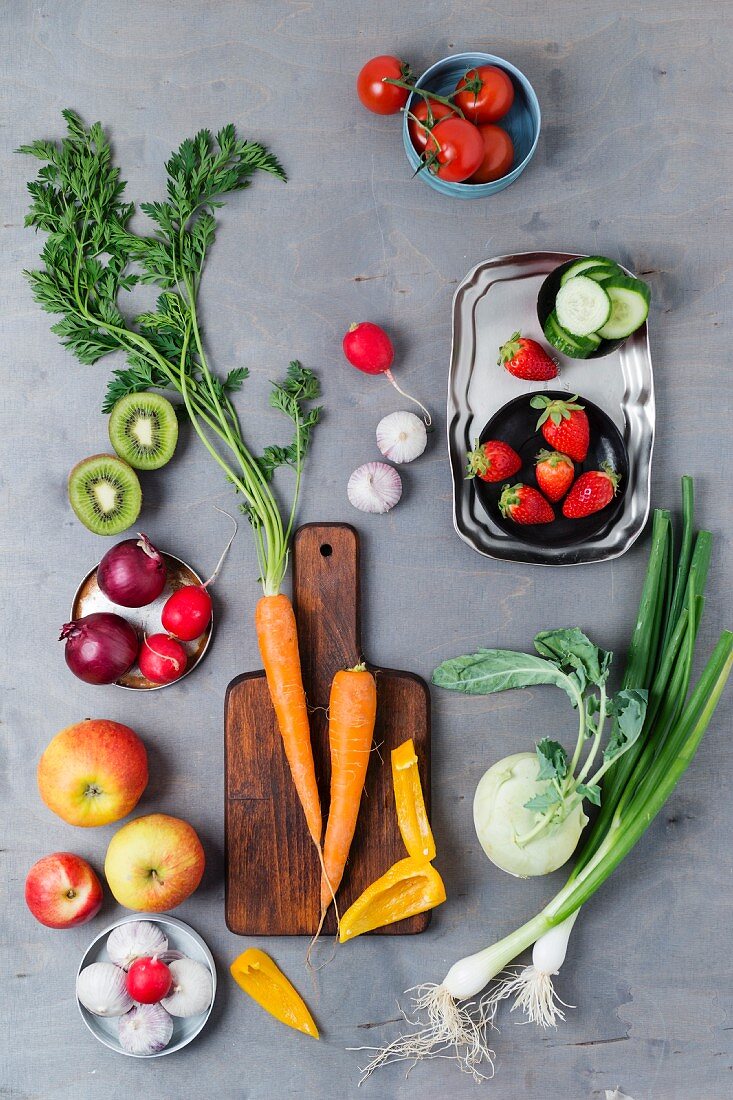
left=448, top=251, right=655, bottom=565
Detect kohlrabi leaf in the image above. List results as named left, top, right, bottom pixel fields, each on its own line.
left=524, top=787, right=562, bottom=813
left=535, top=738, right=569, bottom=782
left=576, top=782, right=602, bottom=806
left=534, top=627, right=611, bottom=692
left=604, top=688, right=648, bottom=764
left=432, top=649, right=579, bottom=704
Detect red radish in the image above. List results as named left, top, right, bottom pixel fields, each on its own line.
left=126, top=956, right=172, bottom=1004
left=139, top=634, right=188, bottom=685
left=161, top=510, right=237, bottom=641
left=342, top=322, right=431, bottom=425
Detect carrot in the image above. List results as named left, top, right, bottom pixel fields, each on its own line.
left=256, top=593, right=321, bottom=846
left=320, top=663, right=377, bottom=912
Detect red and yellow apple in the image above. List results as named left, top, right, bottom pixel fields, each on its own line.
left=37, top=719, right=148, bottom=827
left=25, top=852, right=103, bottom=928
left=104, top=813, right=205, bottom=911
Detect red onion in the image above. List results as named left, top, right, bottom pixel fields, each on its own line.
left=60, top=613, right=139, bottom=685
left=97, top=534, right=167, bottom=608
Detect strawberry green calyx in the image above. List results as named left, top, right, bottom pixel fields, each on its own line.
left=601, top=462, right=620, bottom=493
left=466, top=439, right=491, bottom=479
left=497, top=332, right=523, bottom=365
left=530, top=393, right=585, bottom=430
left=536, top=449, right=573, bottom=468
left=499, top=482, right=523, bottom=517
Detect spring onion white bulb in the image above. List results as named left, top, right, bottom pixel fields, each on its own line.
left=107, top=920, right=168, bottom=969
left=161, top=958, right=213, bottom=1017
left=76, top=962, right=133, bottom=1017
left=347, top=462, right=402, bottom=514
left=376, top=411, right=427, bottom=464
left=118, top=1002, right=173, bottom=1055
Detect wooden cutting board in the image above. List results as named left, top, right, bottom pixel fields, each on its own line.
left=224, top=523, right=431, bottom=936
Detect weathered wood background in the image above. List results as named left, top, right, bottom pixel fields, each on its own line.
left=1, top=2, right=731, bottom=1098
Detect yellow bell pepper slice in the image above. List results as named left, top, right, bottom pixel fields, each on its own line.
left=230, top=948, right=319, bottom=1039
left=391, top=738, right=436, bottom=862
left=339, top=856, right=446, bottom=943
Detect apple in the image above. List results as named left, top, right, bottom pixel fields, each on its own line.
left=105, top=813, right=205, bottom=912
left=25, top=852, right=103, bottom=928
left=37, top=719, right=148, bottom=827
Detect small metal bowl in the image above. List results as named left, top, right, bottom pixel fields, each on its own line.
left=537, top=257, right=640, bottom=359
left=70, top=552, right=212, bottom=690
left=474, top=390, right=629, bottom=548
left=402, top=51, right=541, bottom=199
left=76, top=913, right=216, bottom=1058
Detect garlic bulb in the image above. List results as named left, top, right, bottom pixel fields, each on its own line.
left=118, top=1003, right=173, bottom=1055
left=376, top=411, right=427, bottom=464
left=347, top=462, right=402, bottom=514
left=107, top=921, right=168, bottom=970
left=161, top=957, right=213, bottom=1017
left=76, top=962, right=133, bottom=1017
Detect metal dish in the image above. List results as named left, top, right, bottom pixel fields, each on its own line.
left=402, top=52, right=541, bottom=199
left=70, top=552, right=212, bottom=689
left=76, top=913, right=216, bottom=1058
left=449, top=251, right=654, bottom=565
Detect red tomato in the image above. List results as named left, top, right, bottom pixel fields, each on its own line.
left=407, top=99, right=456, bottom=151
left=469, top=124, right=514, bottom=183
left=424, top=117, right=484, bottom=183
left=357, top=55, right=410, bottom=115
left=454, top=65, right=515, bottom=123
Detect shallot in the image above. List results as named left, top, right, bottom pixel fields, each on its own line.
left=376, top=411, right=427, bottom=464
left=118, top=1003, right=173, bottom=1055
left=97, top=534, right=167, bottom=607
left=107, top=920, right=168, bottom=970
left=76, top=962, right=132, bottom=1017
left=161, top=958, right=213, bottom=1017
left=347, top=462, right=402, bottom=514
left=60, top=612, right=138, bottom=685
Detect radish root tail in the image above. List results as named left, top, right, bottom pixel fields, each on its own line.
left=485, top=965, right=574, bottom=1028
left=383, top=369, right=432, bottom=426
left=351, top=983, right=496, bottom=1084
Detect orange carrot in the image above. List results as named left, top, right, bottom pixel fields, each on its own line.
left=255, top=593, right=321, bottom=846
left=320, top=664, right=377, bottom=912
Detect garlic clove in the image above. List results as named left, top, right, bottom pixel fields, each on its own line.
left=77, top=962, right=133, bottom=1017
left=107, top=920, right=168, bottom=970
left=161, top=957, right=214, bottom=1018
left=376, top=410, right=427, bottom=464
left=118, top=1002, right=173, bottom=1055
left=347, top=462, right=402, bottom=514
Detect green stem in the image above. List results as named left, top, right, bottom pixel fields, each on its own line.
left=382, top=77, right=465, bottom=117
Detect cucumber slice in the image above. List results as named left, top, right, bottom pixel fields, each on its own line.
left=596, top=275, right=651, bottom=340
left=559, top=256, right=619, bottom=284
left=582, top=264, right=622, bottom=283
left=555, top=276, right=611, bottom=336
left=543, top=311, right=597, bottom=358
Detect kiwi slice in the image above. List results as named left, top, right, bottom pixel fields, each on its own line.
left=108, top=392, right=178, bottom=471
left=68, top=454, right=142, bottom=536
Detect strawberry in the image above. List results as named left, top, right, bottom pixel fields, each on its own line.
left=535, top=449, right=575, bottom=502
left=530, top=394, right=590, bottom=462
left=499, top=483, right=555, bottom=525
left=498, top=331, right=558, bottom=381
left=466, top=439, right=521, bottom=482
left=562, top=464, right=620, bottom=518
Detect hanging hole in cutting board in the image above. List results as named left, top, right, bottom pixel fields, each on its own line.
left=320, top=543, right=333, bottom=557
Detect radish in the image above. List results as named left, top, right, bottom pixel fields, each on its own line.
left=139, top=634, right=187, bottom=685
left=161, top=509, right=237, bottom=641
left=126, top=956, right=173, bottom=1004
left=342, top=322, right=431, bottom=424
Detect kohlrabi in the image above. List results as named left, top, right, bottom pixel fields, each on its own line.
left=434, top=627, right=648, bottom=879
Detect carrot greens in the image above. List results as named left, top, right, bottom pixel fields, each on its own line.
left=20, top=110, right=320, bottom=595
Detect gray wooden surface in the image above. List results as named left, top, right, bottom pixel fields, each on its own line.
left=1, top=2, right=731, bottom=1098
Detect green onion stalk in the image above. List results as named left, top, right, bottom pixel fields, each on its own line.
left=357, top=480, right=732, bottom=1083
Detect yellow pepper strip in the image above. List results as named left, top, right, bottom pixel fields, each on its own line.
left=230, top=948, right=319, bottom=1039
left=339, top=856, right=446, bottom=943
left=391, top=738, right=436, bottom=862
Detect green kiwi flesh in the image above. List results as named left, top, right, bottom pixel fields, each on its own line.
left=108, top=392, right=178, bottom=471
left=68, top=454, right=142, bottom=536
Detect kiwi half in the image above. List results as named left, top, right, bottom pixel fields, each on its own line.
left=68, top=454, right=142, bottom=536
left=108, top=392, right=178, bottom=471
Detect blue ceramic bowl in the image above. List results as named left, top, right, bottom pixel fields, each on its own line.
left=402, top=52, right=541, bottom=199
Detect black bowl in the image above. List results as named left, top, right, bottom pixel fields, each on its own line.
left=474, top=390, right=628, bottom=548
left=537, top=259, right=628, bottom=359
